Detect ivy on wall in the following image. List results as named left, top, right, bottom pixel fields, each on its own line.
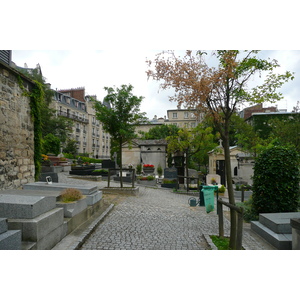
left=18, top=76, right=44, bottom=180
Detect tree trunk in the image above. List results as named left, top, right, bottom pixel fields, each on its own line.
left=186, top=149, right=189, bottom=192
left=119, top=139, right=123, bottom=188
left=222, top=122, right=237, bottom=249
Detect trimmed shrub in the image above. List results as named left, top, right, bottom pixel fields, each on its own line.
left=252, top=145, right=300, bottom=214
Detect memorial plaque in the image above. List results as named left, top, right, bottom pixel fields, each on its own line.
left=164, top=167, right=177, bottom=179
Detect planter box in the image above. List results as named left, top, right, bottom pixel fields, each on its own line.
left=56, top=197, right=87, bottom=218
left=143, top=168, right=155, bottom=174
left=161, top=183, right=177, bottom=189
left=137, top=180, right=156, bottom=186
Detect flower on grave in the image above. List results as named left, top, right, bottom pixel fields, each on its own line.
left=211, top=178, right=217, bottom=184
left=41, top=154, right=49, bottom=161
left=143, top=164, right=154, bottom=168
left=128, top=164, right=133, bottom=169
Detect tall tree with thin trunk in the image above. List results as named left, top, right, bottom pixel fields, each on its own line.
left=93, top=84, right=147, bottom=188
left=147, top=50, right=294, bottom=249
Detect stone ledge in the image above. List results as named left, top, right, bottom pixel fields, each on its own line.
left=291, top=218, right=300, bottom=230
left=102, top=187, right=139, bottom=196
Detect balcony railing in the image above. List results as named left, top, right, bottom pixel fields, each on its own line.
left=58, top=111, right=89, bottom=124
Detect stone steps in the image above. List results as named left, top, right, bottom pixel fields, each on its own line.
left=251, top=212, right=300, bottom=250
left=0, top=218, right=22, bottom=250
left=0, top=182, right=104, bottom=249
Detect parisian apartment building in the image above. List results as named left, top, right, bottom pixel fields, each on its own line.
left=51, top=87, right=111, bottom=159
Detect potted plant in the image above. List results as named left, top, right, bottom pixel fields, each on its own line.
left=136, top=164, right=142, bottom=175
left=218, top=185, right=226, bottom=196
left=137, top=175, right=156, bottom=186
left=143, top=164, right=155, bottom=174
left=157, top=164, right=163, bottom=178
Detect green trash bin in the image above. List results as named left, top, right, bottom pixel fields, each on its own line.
left=202, top=185, right=218, bottom=213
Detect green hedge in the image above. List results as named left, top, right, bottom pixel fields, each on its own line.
left=252, top=145, right=300, bottom=214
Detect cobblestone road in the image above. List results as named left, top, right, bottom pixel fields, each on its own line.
left=58, top=172, right=276, bottom=250
left=80, top=186, right=230, bottom=250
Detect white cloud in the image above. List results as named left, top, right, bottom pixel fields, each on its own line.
left=11, top=50, right=300, bottom=118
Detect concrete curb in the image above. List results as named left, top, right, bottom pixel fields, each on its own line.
left=203, top=234, right=218, bottom=250
left=73, top=204, right=115, bottom=250
left=52, top=204, right=114, bottom=250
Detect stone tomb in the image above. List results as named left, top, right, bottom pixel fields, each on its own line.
left=23, top=182, right=102, bottom=206
left=0, top=218, right=22, bottom=250
left=0, top=190, right=64, bottom=250
left=251, top=212, right=300, bottom=250
left=23, top=182, right=103, bottom=236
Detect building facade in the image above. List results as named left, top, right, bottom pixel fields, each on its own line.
left=167, top=108, right=203, bottom=128
left=51, top=88, right=111, bottom=159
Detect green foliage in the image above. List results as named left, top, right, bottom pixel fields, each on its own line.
left=43, top=133, right=60, bottom=155
left=210, top=235, right=231, bottom=250
left=18, top=76, right=44, bottom=180
left=166, top=123, right=218, bottom=169
left=63, top=139, right=78, bottom=157
left=218, top=185, right=226, bottom=193
left=136, top=164, right=142, bottom=174
left=268, top=114, right=300, bottom=152
left=252, top=144, right=300, bottom=214
left=236, top=196, right=258, bottom=222
left=93, top=84, right=147, bottom=144
left=163, top=178, right=177, bottom=184
left=139, top=124, right=179, bottom=139
left=157, top=164, right=163, bottom=177
left=93, top=84, right=147, bottom=187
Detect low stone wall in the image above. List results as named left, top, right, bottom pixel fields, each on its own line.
left=291, top=218, right=300, bottom=250
left=0, top=62, right=35, bottom=190
left=102, top=187, right=139, bottom=196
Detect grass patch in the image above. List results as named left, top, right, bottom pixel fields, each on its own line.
left=210, top=235, right=230, bottom=250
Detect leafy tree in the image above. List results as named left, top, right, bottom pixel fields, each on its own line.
left=93, top=84, right=147, bottom=187
left=139, top=124, right=179, bottom=140
left=147, top=50, right=294, bottom=249
left=268, top=114, right=300, bottom=152
left=43, top=133, right=60, bottom=155
left=252, top=144, right=300, bottom=214
left=166, top=123, right=218, bottom=189
left=63, top=139, right=78, bottom=157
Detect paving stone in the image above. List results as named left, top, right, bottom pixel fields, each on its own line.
left=57, top=172, right=276, bottom=250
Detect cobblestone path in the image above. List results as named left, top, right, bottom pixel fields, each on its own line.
left=80, top=186, right=229, bottom=250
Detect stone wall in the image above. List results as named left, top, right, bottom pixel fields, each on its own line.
left=0, top=61, right=35, bottom=190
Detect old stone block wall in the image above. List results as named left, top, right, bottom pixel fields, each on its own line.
left=0, top=62, right=35, bottom=190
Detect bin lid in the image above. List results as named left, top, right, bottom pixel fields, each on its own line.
left=202, top=185, right=219, bottom=191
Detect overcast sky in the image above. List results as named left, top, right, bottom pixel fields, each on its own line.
left=11, top=50, right=300, bottom=119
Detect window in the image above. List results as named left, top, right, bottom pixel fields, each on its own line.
left=191, top=122, right=196, bottom=128
left=172, top=112, right=177, bottom=119
left=184, top=112, right=189, bottom=119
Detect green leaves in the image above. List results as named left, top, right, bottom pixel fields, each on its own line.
left=252, top=145, right=300, bottom=214
left=94, top=84, right=147, bottom=144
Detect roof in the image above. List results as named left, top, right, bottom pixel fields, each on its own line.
left=122, top=139, right=168, bottom=147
